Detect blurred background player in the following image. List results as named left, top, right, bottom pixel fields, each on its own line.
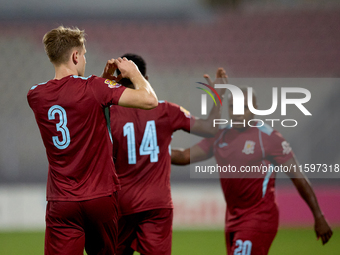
left=27, top=27, right=158, bottom=255
left=171, top=87, right=333, bottom=255
left=109, top=53, right=227, bottom=255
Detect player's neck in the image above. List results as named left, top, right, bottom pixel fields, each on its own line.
left=54, top=64, right=78, bottom=80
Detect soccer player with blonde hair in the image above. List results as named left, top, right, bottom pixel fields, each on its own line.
left=27, top=26, right=158, bottom=255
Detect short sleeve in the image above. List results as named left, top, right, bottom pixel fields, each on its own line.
left=266, top=130, right=294, bottom=165
left=89, top=76, right=126, bottom=107
left=166, top=101, right=194, bottom=132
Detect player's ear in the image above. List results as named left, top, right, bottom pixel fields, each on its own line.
left=72, top=50, right=78, bottom=65
left=145, top=75, right=149, bottom=81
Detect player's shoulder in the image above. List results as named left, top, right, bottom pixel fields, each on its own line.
left=157, top=100, right=179, bottom=110
left=83, top=75, right=125, bottom=91
left=157, top=100, right=193, bottom=121
left=28, top=80, right=49, bottom=93
left=71, top=75, right=112, bottom=85
left=214, top=124, right=232, bottom=138
left=70, top=74, right=96, bottom=83
left=72, top=74, right=94, bottom=79
left=220, top=124, right=233, bottom=133
left=256, top=123, right=275, bottom=136
left=211, top=126, right=231, bottom=146
left=256, top=123, right=286, bottom=142
left=158, top=100, right=168, bottom=105
left=158, top=100, right=176, bottom=106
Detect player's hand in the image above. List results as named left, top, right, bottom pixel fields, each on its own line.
left=114, top=57, right=141, bottom=80
left=314, top=215, right=333, bottom=245
left=101, top=59, right=120, bottom=80
left=203, top=67, right=228, bottom=97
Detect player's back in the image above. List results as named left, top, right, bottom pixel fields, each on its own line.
left=110, top=100, right=191, bottom=215
left=27, top=75, right=124, bottom=201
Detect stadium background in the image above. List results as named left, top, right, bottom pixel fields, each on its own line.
left=0, top=0, right=339, bottom=254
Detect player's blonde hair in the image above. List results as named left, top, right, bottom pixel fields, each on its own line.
left=43, top=26, right=86, bottom=65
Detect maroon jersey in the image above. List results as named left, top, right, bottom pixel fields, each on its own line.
left=27, top=75, right=126, bottom=201
left=110, top=101, right=193, bottom=215
left=198, top=124, right=294, bottom=233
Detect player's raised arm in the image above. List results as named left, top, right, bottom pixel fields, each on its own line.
left=102, top=57, right=158, bottom=110
left=190, top=68, right=227, bottom=137
left=171, top=144, right=213, bottom=165
left=283, top=156, right=333, bottom=245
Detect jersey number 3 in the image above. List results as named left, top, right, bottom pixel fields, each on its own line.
left=123, top=120, right=160, bottom=164
left=48, top=105, right=70, bottom=150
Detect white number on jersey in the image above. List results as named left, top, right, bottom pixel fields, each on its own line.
left=123, top=120, right=159, bottom=164
left=234, top=239, right=252, bottom=255
left=48, top=105, right=71, bottom=149
left=123, top=122, right=137, bottom=164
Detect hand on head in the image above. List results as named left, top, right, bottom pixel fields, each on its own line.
left=114, top=57, right=141, bottom=80
left=102, top=57, right=141, bottom=82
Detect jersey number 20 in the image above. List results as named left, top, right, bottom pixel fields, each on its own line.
left=123, top=120, right=159, bottom=164
left=48, top=105, right=70, bottom=150
left=234, top=239, right=252, bottom=255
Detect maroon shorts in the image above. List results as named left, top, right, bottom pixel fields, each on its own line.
left=45, top=193, right=118, bottom=255
left=225, top=230, right=277, bottom=255
left=117, top=208, right=173, bottom=255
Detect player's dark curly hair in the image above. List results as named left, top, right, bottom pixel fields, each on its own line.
left=116, top=53, right=147, bottom=86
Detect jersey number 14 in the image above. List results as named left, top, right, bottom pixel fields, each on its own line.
left=123, top=120, right=160, bottom=164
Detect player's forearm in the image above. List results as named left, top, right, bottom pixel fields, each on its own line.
left=202, top=69, right=227, bottom=134
left=171, top=148, right=190, bottom=165
left=130, top=75, right=158, bottom=109
left=114, top=57, right=158, bottom=109
left=284, top=157, right=324, bottom=219
left=290, top=177, right=324, bottom=219
left=191, top=94, right=224, bottom=137
left=203, top=94, right=224, bottom=133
